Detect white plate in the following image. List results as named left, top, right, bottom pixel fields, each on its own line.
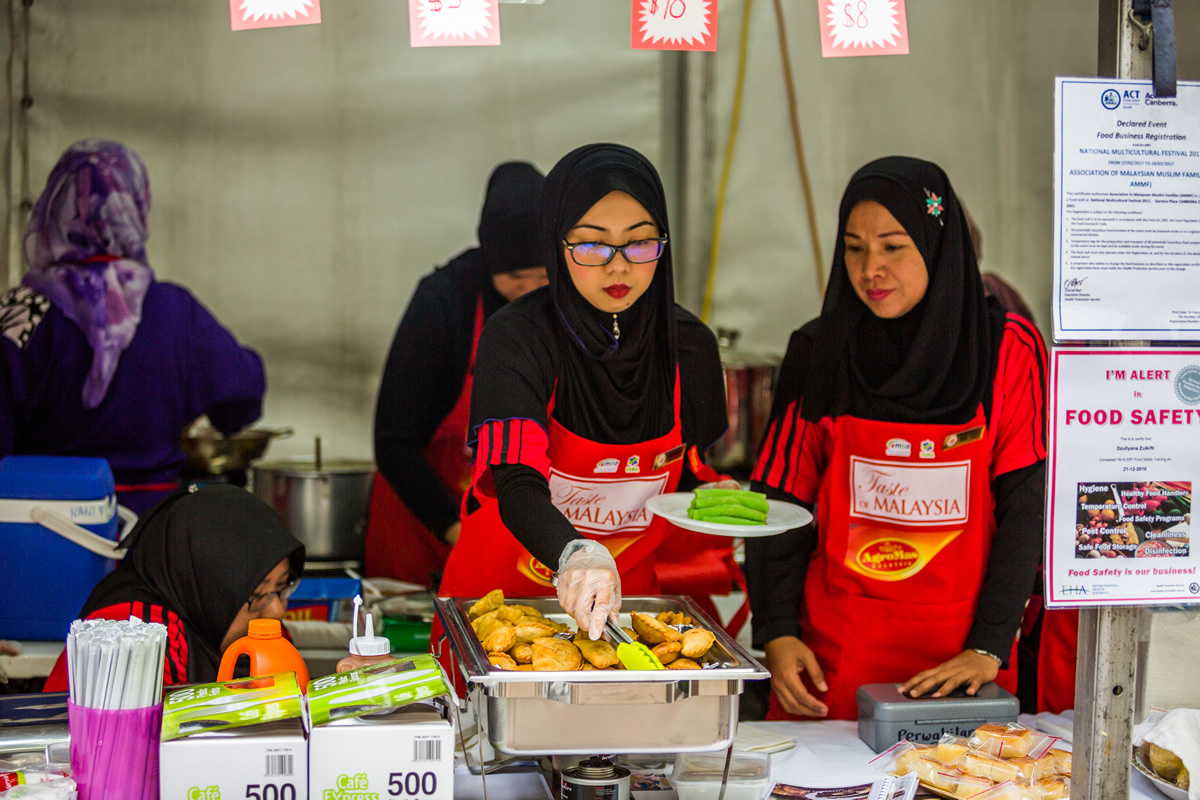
left=1134, top=745, right=1189, bottom=800
left=645, top=493, right=812, bottom=537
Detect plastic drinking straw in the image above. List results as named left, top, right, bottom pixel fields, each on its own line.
left=96, top=638, right=115, bottom=709
left=107, top=636, right=131, bottom=711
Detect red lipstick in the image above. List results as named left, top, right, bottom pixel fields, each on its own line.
left=604, top=284, right=630, bottom=299
left=866, top=289, right=891, bottom=302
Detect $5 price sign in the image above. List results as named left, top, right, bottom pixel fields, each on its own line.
left=818, top=0, right=909, bottom=57
left=409, top=0, right=500, bottom=47
left=631, top=0, right=716, bottom=52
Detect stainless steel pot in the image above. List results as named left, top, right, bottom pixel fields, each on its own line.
left=708, top=329, right=780, bottom=472
left=250, top=459, right=375, bottom=563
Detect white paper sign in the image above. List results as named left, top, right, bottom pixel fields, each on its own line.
left=1044, top=347, right=1200, bottom=608
left=409, top=0, right=500, bottom=47
left=1054, top=78, right=1200, bottom=341
left=547, top=468, right=668, bottom=535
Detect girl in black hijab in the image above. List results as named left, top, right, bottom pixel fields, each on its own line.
left=747, top=156, right=1047, bottom=720
left=437, top=144, right=727, bottom=639
left=366, top=162, right=546, bottom=586
left=44, top=485, right=304, bottom=689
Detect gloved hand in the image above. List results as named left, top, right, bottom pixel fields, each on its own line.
left=554, top=539, right=622, bottom=640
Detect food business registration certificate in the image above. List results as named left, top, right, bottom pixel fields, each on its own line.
left=1045, top=348, right=1200, bottom=608
left=1054, top=77, right=1200, bottom=341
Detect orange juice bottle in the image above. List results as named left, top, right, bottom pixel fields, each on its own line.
left=217, top=618, right=310, bottom=693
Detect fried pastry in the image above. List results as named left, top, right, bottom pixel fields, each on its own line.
left=509, top=643, right=533, bottom=664
left=469, top=589, right=505, bottom=619
left=482, top=625, right=516, bottom=654
left=532, top=636, right=583, bottom=671
left=680, top=628, right=716, bottom=659
left=575, top=634, right=620, bottom=668
left=507, top=604, right=544, bottom=619
left=496, top=605, right=524, bottom=623
left=652, top=641, right=682, bottom=665
left=488, top=652, right=517, bottom=670
left=513, top=620, right=559, bottom=643
left=631, top=612, right=682, bottom=644
left=1150, top=742, right=1184, bottom=782
left=472, top=615, right=510, bottom=641
left=668, top=657, right=701, bottom=669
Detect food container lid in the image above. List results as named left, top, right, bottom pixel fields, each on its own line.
left=251, top=458, right=375, bottom=475
left=855, top=682, right=1019, bottom=721
left=672, top=750, right=771, bottom=786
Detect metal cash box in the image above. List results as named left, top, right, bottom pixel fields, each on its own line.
left=436, top=595, right=769, bottom=756
left=856, top=682, right=1020, bottom=752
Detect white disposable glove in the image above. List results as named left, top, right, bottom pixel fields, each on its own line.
left=554, top=539, right=622, bottom=640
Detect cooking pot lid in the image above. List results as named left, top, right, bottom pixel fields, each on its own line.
left=373, top=592, right=437, bottom=622
left=252, top=458, right=375, bottom=474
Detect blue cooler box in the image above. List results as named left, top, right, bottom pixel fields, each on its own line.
left=0, top=456, right=120, bottom=641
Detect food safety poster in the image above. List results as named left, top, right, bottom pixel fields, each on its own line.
left=1053, top=78, right=1200, bottom=341
left=1045, top=348, right=1200, bottom=608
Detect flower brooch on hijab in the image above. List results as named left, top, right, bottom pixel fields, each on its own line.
left=924, top=188, right=944, bottom=225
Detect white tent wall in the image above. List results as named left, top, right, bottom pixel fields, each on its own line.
left=5, top=0, right=664, bottom=461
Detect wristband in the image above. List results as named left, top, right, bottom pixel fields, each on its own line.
left=971, top=648, right=1002, bottom=664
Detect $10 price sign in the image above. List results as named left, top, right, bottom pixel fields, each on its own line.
left=409, top=0, right=501, bottom=47
left=631, top=0, right=717, bottom=52
left=819, top=0, right=908, bottom=58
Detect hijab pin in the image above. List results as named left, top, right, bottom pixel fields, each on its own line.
left=924, top=189, right=944, bottom=226
left=612, top=313, right=621, bottom=341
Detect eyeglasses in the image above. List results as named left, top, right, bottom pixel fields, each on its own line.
left=247, top=573, right=299, bottom=612
left=563, top=238, right=667, bottom=267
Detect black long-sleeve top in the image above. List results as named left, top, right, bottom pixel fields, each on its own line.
left=374, top=250, right=506, bottom=541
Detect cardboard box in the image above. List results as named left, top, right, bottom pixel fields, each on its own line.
left=160, top=718, right=308, bottom=800
left=856, top=682, right=1019, bottom=752
left=309, top=700, right=454, bottom=800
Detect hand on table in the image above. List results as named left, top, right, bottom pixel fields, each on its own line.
left=764, top=635, right=829, bottom=717
left=555, top=540, right=622, bottom=640
left=900, top=648, right=1000, bottom=699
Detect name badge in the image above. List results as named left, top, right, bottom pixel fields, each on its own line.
left=944, top=425, right=985, bottom=451
left=653, top=443, right=686, bottom=470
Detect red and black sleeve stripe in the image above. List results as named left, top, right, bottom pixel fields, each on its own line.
left=473, top=417, right=551, bottom=479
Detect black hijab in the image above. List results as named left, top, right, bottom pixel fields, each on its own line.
left=80, top=485, right=305, bottom=683
left=543, top=144, right=677, bottom=443
left=799, top=156, right=1007, bottom=425
left=477, top=161, right=545, bottom=276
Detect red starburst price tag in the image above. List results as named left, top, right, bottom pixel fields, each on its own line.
left=631, top=0, right=717, bottom=52
left=409, top=0, right=501, bottom=47
left=229, top=0, right=321, bottom=31
left=819, top=0, right=908, bottom=58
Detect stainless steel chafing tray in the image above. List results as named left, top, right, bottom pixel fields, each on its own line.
left=435, top=595, right=769, bottom=756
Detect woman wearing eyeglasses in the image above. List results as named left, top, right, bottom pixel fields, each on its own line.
left=745, top=156, right=1047, bottom=720
left=43, top=485, right=304, bottom=691
left=435, top=143, right=728, bottom=639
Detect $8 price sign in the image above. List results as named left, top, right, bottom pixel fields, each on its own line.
left=819, top=0, right=908, bottom=57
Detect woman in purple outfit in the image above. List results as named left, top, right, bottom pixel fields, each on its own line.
left=0, top=140, right=265, bottom=514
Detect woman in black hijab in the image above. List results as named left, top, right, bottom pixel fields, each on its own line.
left=746, top=156, right=1047, bottom=720
left=366, top=162, right=546, bottom=587
left=437, top=143, right=727, bottom=639
left=44, top=485, right=304, bottom=690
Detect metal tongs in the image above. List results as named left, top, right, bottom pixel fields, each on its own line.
left=604, top=619, right=665, bottom=670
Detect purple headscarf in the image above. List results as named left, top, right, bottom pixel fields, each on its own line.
left=23, top=140, right=155, bottom=408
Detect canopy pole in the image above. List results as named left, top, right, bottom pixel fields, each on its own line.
left=1072, top=7, right=1153, bottom=798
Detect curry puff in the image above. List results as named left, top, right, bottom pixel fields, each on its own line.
left=652, top=641, right=682, bottom=665
left=680, top=628, right=716, bottom=659
left=631, top=612, right=682, bottom=644
left=575, top=634, right=620, bottom=669
left=532, top=637, right=583, bottom=671
left=469, top=589, right=505, bottom=619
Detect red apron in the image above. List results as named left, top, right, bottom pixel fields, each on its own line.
left=438, top=373, right=686, bottom=600
left=768, top=409, right=1019, bottom=721
left=363, top=299, right=483, bottom=586
left=1037, top=608, right=1078, bottom=713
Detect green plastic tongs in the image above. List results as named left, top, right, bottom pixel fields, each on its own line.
left=604, top=619, right=665, bottom=670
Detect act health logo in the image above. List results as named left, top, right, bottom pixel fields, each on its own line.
left=1101, top=88, right=1121, bottom=109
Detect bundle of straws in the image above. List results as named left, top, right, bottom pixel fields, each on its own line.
left=67, top=618, right=167, bottom=709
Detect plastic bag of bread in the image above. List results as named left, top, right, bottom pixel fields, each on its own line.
left=970, top=723, right=1056, bottom=759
